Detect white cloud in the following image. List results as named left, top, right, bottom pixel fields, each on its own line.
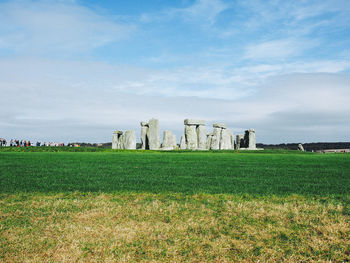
left=176, top=0, right=229, bottom=25
left=1, top=56, right=350, bottom=143
left=290, top=0, right=350, bottom=21
left=244, top=38, right=318, bottom=60
left=0, top=0, right=135, bottom=56
left=0, top=0, right=349, bottom=144
left=140, top=0, right=230, bottom=29
left=239, top=60, right=350, bottom=82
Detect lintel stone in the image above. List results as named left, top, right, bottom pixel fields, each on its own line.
left=213, top=123, right=227, bottom=129
left=184, top=119, right=206, bottom=126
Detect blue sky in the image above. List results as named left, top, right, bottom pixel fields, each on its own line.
left=0, top=0, right=350, bottom=143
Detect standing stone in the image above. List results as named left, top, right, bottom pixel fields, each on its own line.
left=123, top=130, right=136, bottom=150
left=298, top=143, right=305, bottom=152
left=162, top=130, right=177, bottom=150
left=118, top=134, right=125, bottom=149
left=236, top=134, right=244, bottom=150
left=140, top=122, right=149, bottom=150
left=180, top=135, right=187, bottom=150
left=185, top=125, right=197, bottom=150
left=210, top=127, right=221, bottom=150
left=206, top=133, right=213, bottom=150
left=243, top=129, right=256, bottom=149
left=197, top=125, right=207, bottom=150
left=248, top=129, right=256, bottom=149
left=183, top=119, right=206, bottom=150
left=230, top=132, right=235, bottom=150
left=112, top=131, right=119, bottom=149
left=220, top=129, right=232, bottom=150
left=112, top=131, right=123, bottom=149
left=209, top=123, right=233, bottom=150
left=172, top=134, right=177, bottom=149
left=147, top=118, right=160, bottom=150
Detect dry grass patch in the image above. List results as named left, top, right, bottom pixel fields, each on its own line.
left=0, top=193, right=349, bottom=262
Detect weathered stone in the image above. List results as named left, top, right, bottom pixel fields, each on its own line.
left=112, top=131, right=119, bottom=150
left=140, top=122, right=148, bottom=127
left=197, top=125, right=207, bottom=150
left=112, top=135, right=118, bottom=149
left=230, top=131, right=235, bottom=150
left=236, top=134, right=244, bottom=149
left=210, top=127, right=221, bottom=150
left=124, top=130, right=136, bottom=150
left=172, top=134, right=177, bottom=149
left=185, top=125, right=197, bottom=150
left=184, top=119, right=206, bottom=126
left=206, top=133, right=213, bottom=150
left=220, top=129, right=232, bottom=150
left=162, top=130, right=177, bottom=150
left=112, top=131, right=123, bottom=149
left=140, top=125, right=148, bottom=150
left=118, top=134, right=124, bottom=149
left=243, top=131, right=249, bottom=148
left=147, top=118, right=160, bottom=150
left=180, top=135, right=187, bottom=149
left=248, top=129, right=256, bottom=149
left=244, top=129, right=256, bottom=149
left=213, top=123, right=227, bottom=129
left=298, top=143, right=305, bottom=151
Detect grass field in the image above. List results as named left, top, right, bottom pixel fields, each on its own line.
left=0, top=148, right=349, bottom=262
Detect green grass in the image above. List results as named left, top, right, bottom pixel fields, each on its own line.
left=0, top=149, right=349, bottom=262
left=0, top=150, right=349, bottom=195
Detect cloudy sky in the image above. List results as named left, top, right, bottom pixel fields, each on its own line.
left=1, top=0, right=349, bottom=143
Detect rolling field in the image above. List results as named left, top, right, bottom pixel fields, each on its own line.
left=0, top=149, right=349, bottom=262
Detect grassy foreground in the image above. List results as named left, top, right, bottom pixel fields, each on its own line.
left=0, top=149, right=349, bottom=262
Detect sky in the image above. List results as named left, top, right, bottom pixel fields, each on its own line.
left=0, top=0, right=350, bottom=144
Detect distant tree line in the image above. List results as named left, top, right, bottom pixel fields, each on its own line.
left=257, top=142, right=350, bottom=151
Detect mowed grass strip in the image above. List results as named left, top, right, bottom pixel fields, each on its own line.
left=0, top=151, right=349, bottom=195
left=0, top=193, right=349, bottom=262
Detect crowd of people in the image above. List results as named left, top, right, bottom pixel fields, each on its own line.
left=0, top=139, right=65, bottom=147
left=0, top=138, right=6, bottom=146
